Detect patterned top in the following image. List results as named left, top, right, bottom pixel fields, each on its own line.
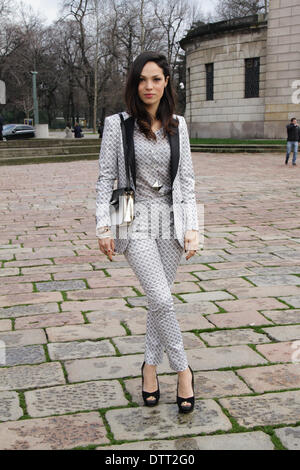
left=133, top=121, right=172, bottom=201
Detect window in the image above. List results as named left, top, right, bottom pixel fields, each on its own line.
left=245, top=57, right=260, bottom=98
left=205, top=63, right=214, bottom=101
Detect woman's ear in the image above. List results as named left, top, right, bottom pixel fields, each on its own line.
left=165, top=76, right=169, bottom=87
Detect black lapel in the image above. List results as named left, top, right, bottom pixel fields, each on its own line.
left=124, top=116, right=136, bottom=189
left=167, top=120, right=180, bottom=187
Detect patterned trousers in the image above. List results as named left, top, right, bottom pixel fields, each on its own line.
left=123, top=197, right=189, bottom=372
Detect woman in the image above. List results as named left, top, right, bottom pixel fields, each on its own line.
left=65, top=122, right=73, bottom=139
left=95, top=51, right=200, bottom=413
left=73, top=122, right=83, bottom=138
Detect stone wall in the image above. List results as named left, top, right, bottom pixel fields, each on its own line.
left=183, top=18, right=267, bottom=139
left=264, top=0, right=300, bottom=138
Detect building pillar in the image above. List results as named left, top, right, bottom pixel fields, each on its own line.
left=0, top=80, right=6, bottom=105
left=264, top=0, right=300, bottom=138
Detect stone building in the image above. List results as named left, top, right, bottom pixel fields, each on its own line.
left=180, top=0, right=300, bottom=139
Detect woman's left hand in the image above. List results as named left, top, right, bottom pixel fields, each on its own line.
left=184, top=230, right=199, bottom=260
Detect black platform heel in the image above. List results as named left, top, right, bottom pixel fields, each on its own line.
left=141, top=361, right=160, bottom=407
left=176, top=365, right=195, bottom=413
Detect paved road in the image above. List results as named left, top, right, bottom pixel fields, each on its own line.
left=0, top=152, right=299, bottom=450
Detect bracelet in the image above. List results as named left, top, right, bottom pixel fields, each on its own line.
left=96, top=226, right=109, bottom=234
left=96, top=226, right=113, bottom=239
left=97, top=231, right=113, bottom=239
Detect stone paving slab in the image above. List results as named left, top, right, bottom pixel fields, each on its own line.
left=0, top=268, right=19, bottom=277
left=0, top=412, right=109, bottom=450
left=180, top=291, right=235, bottom=303
left=256, top=341, right=296, bottom=363
left=60, top=298, right=128, bottom=312
left=21, top=264, right=94, bottom=275
left=25, top=380, right=128, bottom=417
left=262, top=325, right=300, bottom=342
left=106, top=400, right=232, bottom=441
left=87, top=276, right=142, bottom=288
left=0, top=319, right=11, bottom=331
left=0, top=362, right=65, bottom=391
left=0, top=391, right=23, bottom=422
left=0, top=345, right=45, bottom=367
left=199, top=328, right=271, bottom=346
left=227, top=285, right=300, bottom=299
left=279, top=297, right=300, bottom=308
left=175, top=301, right=218, bottom=315
left=0, top=291, right=63, bottom=308
left=198, top=277, right=252, bottom=292
left=0, top=302, right=60, bottom=319
left=66, top=286, right=135, bottom=300
left=48, top=339, right=116, bottom=360
left=171, top=281, right=202, bottom=294
left=0, top=329, right=47, bottom=347
left=216, top=298, right=287, bottom=312
left=86, top=307, right=146, bottom=320
left=124, top=370, right=250, bottom=405
left=237, top=363, right=300, bottom=393
left=1, top=283, right=34, bottom=296
left=219, top=390, right=300, bottom=428
left=246, top=267, right=300, bottom=276
left=274, top=426, right=300, bottom=450
left=96, top=431, right=274, bottom=450
left=206, top=310, right=273, bottom=328
left=262, top=309, right=300, bottom=324
left=244, top=275, right=300, bottom=286
left=187, top=345, right=268, bottom=370
left=35, top=280, right=87, bottom=292
left=176, top=313, right=215, bottom=332
left=65, top=354, right=146, bottom=382
left=46, top=321, right=126, bottom=342
left=14, top=311, right=84, bottom=330
left=53, top=270, right=107, bottom=281
left=193, top=268, right=255, bottom=281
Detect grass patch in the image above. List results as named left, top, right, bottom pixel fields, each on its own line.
left=190, top=138, right=286, bottom=145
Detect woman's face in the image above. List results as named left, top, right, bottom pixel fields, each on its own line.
left=138, top=61, right=169, bottom=111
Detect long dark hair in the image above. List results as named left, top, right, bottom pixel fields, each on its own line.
left=124, top=51, right=178, bottom=140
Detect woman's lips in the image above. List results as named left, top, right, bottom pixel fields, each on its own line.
left=144, top=94, right=154, bottom=97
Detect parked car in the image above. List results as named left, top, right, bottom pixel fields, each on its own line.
left=3, top=124, right=35, bottom=140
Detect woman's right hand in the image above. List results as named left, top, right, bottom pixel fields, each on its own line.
left=97, top=237, right=116, bottom=262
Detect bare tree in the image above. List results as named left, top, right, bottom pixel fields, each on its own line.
left=1, top=0, right=213, bottom=125
left=0, top=0, right=10, bottom=16
left=215, top=0, right=269, bottom=20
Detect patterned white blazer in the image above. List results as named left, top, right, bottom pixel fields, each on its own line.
left=95, top=111, right=199, bottom=254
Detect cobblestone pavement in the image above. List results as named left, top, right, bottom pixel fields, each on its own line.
left=0, top=153, right=299, bottom=450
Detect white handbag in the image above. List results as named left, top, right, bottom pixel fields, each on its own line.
left=109, top=113, right=135, bottom=227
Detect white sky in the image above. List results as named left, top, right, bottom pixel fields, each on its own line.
left=21, top=0, right=218, bottom=23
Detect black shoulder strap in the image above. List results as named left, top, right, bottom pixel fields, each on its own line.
left=119, top=113, right=130, bottom=189
left=167, top=117, right=180, bottom=187
left=119, top=113, right=136, bottom=190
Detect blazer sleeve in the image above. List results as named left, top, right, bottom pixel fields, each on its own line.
left=179, top=116, right=199, bottom=231
left=95, top=115, right=119, bottom=229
